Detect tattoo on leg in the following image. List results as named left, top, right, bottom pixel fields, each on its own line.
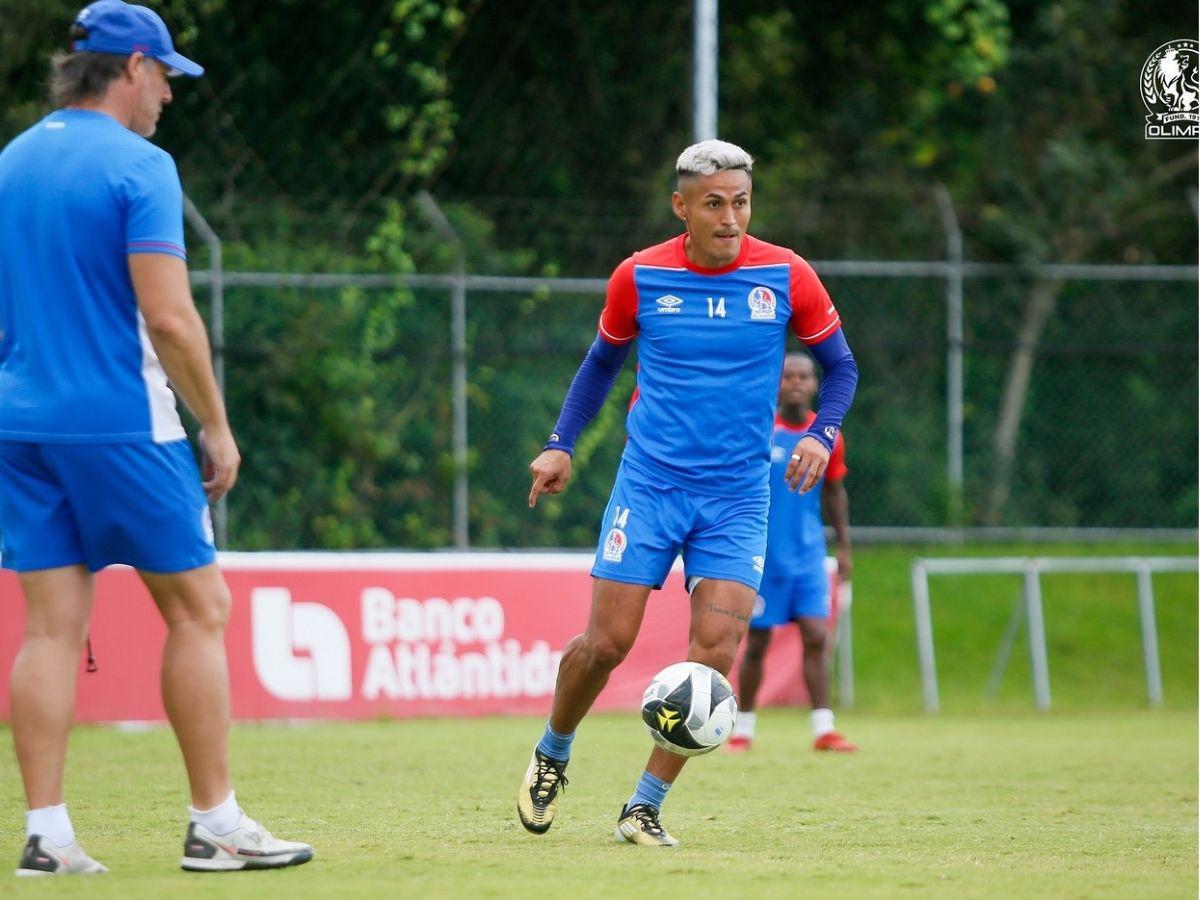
left=705, top=602, right=749, bottom=623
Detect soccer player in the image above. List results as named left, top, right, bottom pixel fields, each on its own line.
left=0, top=1, right=312, bottom=875
left=518, top=140, right=858, bottom=846
left=724, top=352, right=857, bottom=753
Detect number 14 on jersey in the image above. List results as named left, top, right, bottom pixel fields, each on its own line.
left=707, top=296, right=726, bottom=318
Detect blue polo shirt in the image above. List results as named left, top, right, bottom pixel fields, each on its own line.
left=0, top=108, right=187, bottom=443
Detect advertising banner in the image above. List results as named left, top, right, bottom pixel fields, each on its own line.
left=0, top=553, right=827, bottom=722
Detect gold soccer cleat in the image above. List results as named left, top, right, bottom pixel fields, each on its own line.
left=614, top=803, right=679, bottom=848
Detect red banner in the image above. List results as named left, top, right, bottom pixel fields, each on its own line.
left=0, top=553, right=822, bottom=722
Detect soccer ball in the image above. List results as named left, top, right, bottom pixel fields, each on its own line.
left=641, top=661, right=738, bottom=757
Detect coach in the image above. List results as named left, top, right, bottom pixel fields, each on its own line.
left=0, top=1, right=311, bottom=875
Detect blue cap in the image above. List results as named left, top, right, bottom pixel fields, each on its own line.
left=72, top=0, right=203, bottom=77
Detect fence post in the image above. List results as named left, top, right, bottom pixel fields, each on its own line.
left=1023, top=562, right=1051, bottom=710
left=693, top=0, right=718, bottom=141
left=417, top=192, right=470, bottom=549
left=182, top=196, right=227, bottom=549
left=837, top=597, right=855, bottom=708
left=911, top=560, right=940, bottom=712
left=1135, top=564, right=1164, bottom=707
left=934, top=185, right=964, bottom=526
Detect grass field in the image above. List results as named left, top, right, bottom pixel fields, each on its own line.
left=0, top=710, right=1195, bottom=897
left=2, top=541, right=1196, bottom=896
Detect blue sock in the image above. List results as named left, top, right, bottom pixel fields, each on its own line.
left=627, top=770, right=671, bottom=811
left=535, top=722, right=575, bottom=762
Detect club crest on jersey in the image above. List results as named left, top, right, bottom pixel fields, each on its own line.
left=656, top=294, right=683, bottom=314
left=747, top=286, right=777, bottom=320
left=603, top=527, right=628, bottom=563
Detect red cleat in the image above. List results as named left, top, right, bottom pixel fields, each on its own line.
left=723, top=735, right=753, bottom=753
left=813, top=731, right=857, bottom=752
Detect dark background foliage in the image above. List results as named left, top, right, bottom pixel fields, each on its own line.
left=2, top=0, right=1195, bottom=546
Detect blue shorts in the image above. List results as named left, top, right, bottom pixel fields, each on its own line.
left=751, top=563, right=831, bottom=627
left=0, top=440, right=216, bottom=574
left=590, top=459, right=768, bottom=591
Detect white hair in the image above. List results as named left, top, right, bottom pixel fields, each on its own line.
left=675, top=139, right=753, bottom=178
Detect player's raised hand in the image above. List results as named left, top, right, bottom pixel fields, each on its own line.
left=528, top=449, right=573, bottom=507
left=200, top=424, right=241, bottom=502
left=785, top=435, right=829, bottom=494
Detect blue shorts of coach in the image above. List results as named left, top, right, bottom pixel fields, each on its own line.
left=751, top=563, right=831, bottom=627
left=590, top=459, right=768, bottom=592
left=0, top=439, right=216, bottom=574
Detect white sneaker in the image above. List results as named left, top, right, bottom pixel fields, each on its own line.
left=181, top=811, right=313, bottom=872
left=15, top=835, right=108, bottom=876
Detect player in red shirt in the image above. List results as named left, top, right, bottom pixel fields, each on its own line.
left=725, top=352, right=856, bottom=752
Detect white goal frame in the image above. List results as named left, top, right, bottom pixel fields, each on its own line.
left=910, top=556, right=1197, bottom=712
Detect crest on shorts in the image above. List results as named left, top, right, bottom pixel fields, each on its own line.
left=747, top=286, right=777, bottom=320
left=1141, top=40, right=1199, bottom=139
left=603, top=528, right=627, bottom=563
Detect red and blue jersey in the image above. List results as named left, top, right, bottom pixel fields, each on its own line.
left=765, top=411, right=847, bottom=574
left=599, top=234, right=840, bottom=497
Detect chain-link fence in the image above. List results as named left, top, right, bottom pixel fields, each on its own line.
left=185, top=193, right=1196, bottom=550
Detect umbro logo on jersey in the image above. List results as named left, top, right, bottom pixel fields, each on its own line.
left=656, top=294, right=683, bottom=314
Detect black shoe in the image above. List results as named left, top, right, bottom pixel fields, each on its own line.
left=614, top=803, right=679, bottom=847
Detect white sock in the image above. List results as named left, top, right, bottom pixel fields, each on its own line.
left=189, top=790, right=241, bottom=835
left=811, top=708, right=835, bottom=738
left=733, top=711, right=757, bottom=738
left=27, top=804, right=75, bottom=847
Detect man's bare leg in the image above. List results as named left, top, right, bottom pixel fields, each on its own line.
left=616, top=578, right=754, bottom=846
left=726, top=626, right=771, bottom=749
left=799, top=614, right=854, bottom=750
left=11, top=565, right=93, bottom=811
left=139, top=564, right=232, bottom=810
left=798, top=615, right=830, bottom=710
left=141, top=565, right=315, bottom=870
left=644, top=577, right=754, bottom=783
left=519, top=578, right=652, bottom=835
left=548, top=578, right=653, bottom=734
left=735, top=628, right=772, bottom=712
